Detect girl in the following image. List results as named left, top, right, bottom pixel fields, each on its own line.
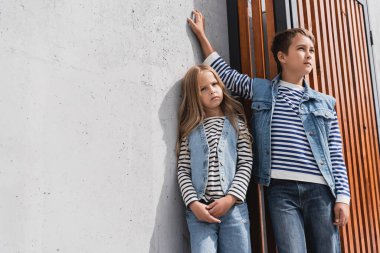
left=177, top=64, right=253, bottom=253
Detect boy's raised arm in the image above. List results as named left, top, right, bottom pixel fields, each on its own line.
left=188, top=10, right=255, bottom=100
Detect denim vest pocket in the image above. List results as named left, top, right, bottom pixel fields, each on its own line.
left=311, top=109, right=335, bottom=138
left=251, top=101, right=272, bottom=131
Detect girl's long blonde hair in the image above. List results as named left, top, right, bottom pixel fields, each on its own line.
left=177, top=64, right=248, bottom=154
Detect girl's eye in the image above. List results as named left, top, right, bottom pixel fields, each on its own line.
left=298, top=47, right=305, bottom=51
left=200, top=87, right=207, bottom=92
left=212, top=83, right=218, bottom=86
left=310, top=49, right=315, bottom=53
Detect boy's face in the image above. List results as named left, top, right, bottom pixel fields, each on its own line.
left=278, top=34, right=315, bottom=77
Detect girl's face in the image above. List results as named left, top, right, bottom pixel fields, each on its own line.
left=197, top=70, right=224, bottom=117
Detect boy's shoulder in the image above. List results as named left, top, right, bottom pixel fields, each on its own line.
left=308, top=87, right=336, bottom=108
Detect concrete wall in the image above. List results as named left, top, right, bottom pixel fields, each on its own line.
left=0, top=1, right=229, bottom=252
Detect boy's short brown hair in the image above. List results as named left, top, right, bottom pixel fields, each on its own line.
left=271, top=28, right=315, bottom=72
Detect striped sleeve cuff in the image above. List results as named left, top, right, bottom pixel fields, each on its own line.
left=203, top=51, right=220, bottom=66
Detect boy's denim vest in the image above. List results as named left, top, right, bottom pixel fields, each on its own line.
left=188, top=117, right=238, bottom=200
left=251, top=76, right=338, bottom=197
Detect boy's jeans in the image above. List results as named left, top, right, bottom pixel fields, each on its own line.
left=186, top=202, right=251, bottom=253
left=267, top=179, right=341, bottom=253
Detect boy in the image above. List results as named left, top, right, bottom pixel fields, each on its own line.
left=187, top=10, right=350, bottom=253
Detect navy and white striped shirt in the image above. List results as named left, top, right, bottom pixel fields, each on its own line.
left=271, top=81, right=326, bottom=184
left=204, top=52, right=350, bottom=204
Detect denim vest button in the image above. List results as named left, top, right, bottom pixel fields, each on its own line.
left=220, top=162, right=223, bottom=166
left=266, top=150, right=270, bottom=155
left=309, top=131, right=314, bottom=136
left=319, top=161, right=324, bottom=165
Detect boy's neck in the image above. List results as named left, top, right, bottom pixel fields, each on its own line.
left=280, top=71, right=304, bottom=86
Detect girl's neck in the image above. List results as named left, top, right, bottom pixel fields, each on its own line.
left=281, top=71, right=304, bottom=86
left=205, top=107, right=224, bottom=118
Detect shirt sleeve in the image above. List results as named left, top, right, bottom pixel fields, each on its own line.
left=177, top=137, right=198, bottom=207
left=329, top=112, right=351, bottom=204
left=203, top=52, right=255, bottom=100
left=227, top=120, right=253, bottom=202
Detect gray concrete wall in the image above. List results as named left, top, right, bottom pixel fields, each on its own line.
left=0, top=1, right=229, bottom=252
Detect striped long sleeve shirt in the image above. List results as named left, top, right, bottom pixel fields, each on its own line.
left=204, top=52, right=350, bottom=204
left=177, top=117, right=253, bottom=207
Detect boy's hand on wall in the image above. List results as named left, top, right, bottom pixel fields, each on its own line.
left=189, top=201, right=221, bottom=223
left=333, top=202, right=350, bottom=226
left=207, top=195, right=237, bottom=218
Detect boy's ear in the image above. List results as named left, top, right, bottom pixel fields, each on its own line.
left=277, top=51, right=287, bottom=64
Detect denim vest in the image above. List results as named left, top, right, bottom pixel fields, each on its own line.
left=251, top=75, right=338, bottom=197
left=188, top=117, right=238, bottom=200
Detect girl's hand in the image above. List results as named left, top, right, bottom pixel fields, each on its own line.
left=189, top=201, right=221, bottom=223
left=207, top=195, right=237, bottom=217
left=333, top=202, right=350, bottom=226
left=186, top=10, right=214, bottom=58
left=187, top=10, right=206, bottom=38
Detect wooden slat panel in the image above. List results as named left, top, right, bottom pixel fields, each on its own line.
left=347, top=0, right=372, bottom=251
left=357, top=7, right=380, bottom=252
left=356, top=3, right=380, bottom=252
left=340, top=1, right=365, bottom=251
left=353, top=2, right=376, bottom=252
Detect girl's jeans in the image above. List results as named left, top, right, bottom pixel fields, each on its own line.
left=267, top=179, right=341, bottom=253
left=186, top=202, right=251, bottom=253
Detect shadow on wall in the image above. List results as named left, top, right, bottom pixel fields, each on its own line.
left=149, top=79, right=190, bottom=253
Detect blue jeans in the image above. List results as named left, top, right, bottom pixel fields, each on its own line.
left=267, top=179, right=341, bottom=253
left=185, top=202, right=251, bottom=253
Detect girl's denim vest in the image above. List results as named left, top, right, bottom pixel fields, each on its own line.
left=188, top=117, right=238, bottom=200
